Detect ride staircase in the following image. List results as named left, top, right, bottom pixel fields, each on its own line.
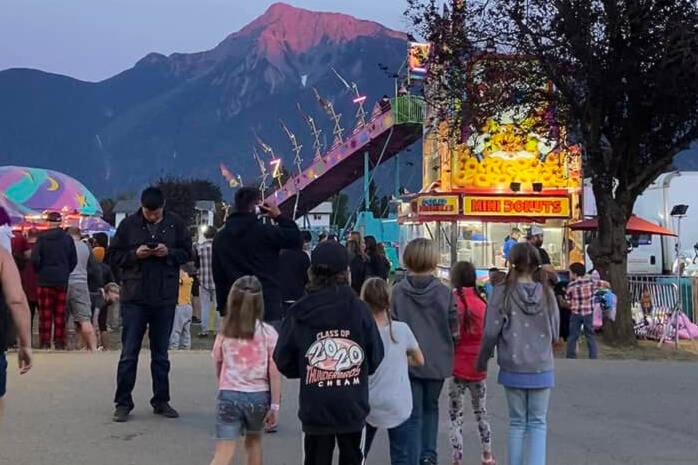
left=265, top=96, right=424, bottom=217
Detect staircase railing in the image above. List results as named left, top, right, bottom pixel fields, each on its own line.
left=390, top=95, right=425, bottom=125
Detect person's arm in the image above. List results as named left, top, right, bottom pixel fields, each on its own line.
left=476, top=288, right=506, bottom=372
left=212, top=334, right=224, bottom=379
left=405, top=325, right=424, bottom=366
left=272, top=316, right=300, bottom=378
left=262, top=204, right=301, bottom=250
left=160, top=219, right=192, bottom=266
left=108, top=220, right=142, bottom=270
left=264, top=328, right=281, bottom=428
left=447, top=290, right=460, bottom=343
left=548, top=289, right=560, bottom=343
left=0, top=249, right=32, bottom=373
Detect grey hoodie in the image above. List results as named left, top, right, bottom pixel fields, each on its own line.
left=391, top=275, right=459, bottom=380
left=476, top=282, right=559, bottom=374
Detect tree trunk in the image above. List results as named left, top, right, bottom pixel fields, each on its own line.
left=587, top=182, right=637, bottom=346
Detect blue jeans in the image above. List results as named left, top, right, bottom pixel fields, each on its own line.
left=405, top=378, right=444, bottom=465
left=365, top=420, right=411, bottom=465
left=505, top=388, right=551, bottom=465
left=114, top=303, right=175, bottom=409
left=567, top=313, right=598, bottom=359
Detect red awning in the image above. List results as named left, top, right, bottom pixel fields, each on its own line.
left=569, top=215, right=677, bottom=236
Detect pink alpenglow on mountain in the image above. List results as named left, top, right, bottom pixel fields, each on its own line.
left=229, top=2, right=405, bottom=57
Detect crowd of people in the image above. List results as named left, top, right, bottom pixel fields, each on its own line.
left=0, top=185, right=610, bottom=465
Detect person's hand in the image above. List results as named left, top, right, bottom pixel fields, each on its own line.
left=136, top=245, right=152, bottom=259
left=260, top=202, right=281, bottom=219
left=18, top=347, right=32, bottom=374
left=154, top=244, right=169, bottom=257
left=263, top=409, right=278, bottom=429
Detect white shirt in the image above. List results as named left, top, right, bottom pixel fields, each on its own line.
left=367, top=321, right=419, bottom=429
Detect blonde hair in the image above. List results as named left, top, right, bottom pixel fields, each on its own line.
left=403, top=238, right=439, bottom=273
left=221, top=275, right=264, bottom=340
left=104, top=282, right=120, bottom=294
left=360, top=277, right=396, bottom=343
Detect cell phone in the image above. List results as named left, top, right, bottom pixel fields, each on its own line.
left=146, top=242, right=158, bottom=249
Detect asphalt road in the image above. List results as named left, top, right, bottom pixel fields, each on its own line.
left=1, top=352, right=697, bottom=465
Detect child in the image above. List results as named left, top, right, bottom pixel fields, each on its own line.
left=391, top=238, right=459, bottom=465
left=361, top=277, right=424, bottom=465
left=209, top=275, right=281, bottom=465
left=449, top=261, right=495, bottom=465
left=170, top=268, right=193, bottom=350
left=565, top=262, right=604, bottom=359
left=477, top=242, right=559, bottom=465
left=273, top=241, right=384, bottom=465
left=97, top=283, right=120, bottom=351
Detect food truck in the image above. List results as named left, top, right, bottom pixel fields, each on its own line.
left=397, top=53, right=584, bottom=279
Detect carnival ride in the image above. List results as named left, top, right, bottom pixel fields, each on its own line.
left=264, top=95, right=424, bottom=218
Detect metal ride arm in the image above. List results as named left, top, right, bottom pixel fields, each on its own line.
left=342, top=126, right=395, bottom=233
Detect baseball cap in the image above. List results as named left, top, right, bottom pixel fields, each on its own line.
left=45, top=211, right=62, bottom=223
left=311, top=241, right=349, bottom=275
left=528, top=225, right=544, bottom=237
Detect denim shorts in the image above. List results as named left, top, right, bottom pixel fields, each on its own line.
left=216, top=390, right=270, bottom=440
left=0, top=351, right=7, bottom=397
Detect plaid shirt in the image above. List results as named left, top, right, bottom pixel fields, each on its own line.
left=565, top=276, right=601, bottom=316
left=196, top=240, right=215, bottom=292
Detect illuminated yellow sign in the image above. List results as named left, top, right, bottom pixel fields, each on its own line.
left=417, top=195, right=460, bottom=215
left=464, top=196, right=570, bottom=217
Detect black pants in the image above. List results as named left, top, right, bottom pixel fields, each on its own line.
left=304, top=431, right=364, bottom=465
left=6, top=301, right=37, bottom=348
left=114, top=303, right=175, bottom=409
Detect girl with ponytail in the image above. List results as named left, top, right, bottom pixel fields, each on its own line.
left=449, top=261, right=495, bottom=465
left=209, top=275, right=281, bottom=465
left=361, top=277, right=424, bottom=464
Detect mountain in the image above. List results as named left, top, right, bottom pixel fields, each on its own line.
left=0, top=3, right=414, bottom=198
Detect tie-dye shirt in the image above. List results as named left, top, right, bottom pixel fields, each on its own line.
left=212, top=322, right=278, bottom=392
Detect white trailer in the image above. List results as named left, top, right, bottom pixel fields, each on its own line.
left=583, top=171, right=698, bottom=274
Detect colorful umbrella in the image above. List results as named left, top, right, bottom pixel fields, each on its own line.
left=63, top=215, right=114, bottom=233
left=569, top=215, right=677, bottom=236
left=0, top=166, right=102, bottom=216
left=0, top=193, right=35, bottom=224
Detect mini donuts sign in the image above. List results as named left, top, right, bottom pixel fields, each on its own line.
left=464, top=196, right=570, bottom=218
left=417, top=196, right=460, bottom=216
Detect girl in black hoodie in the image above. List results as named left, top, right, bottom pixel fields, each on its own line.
left=273, top=241, right=384, bottom=465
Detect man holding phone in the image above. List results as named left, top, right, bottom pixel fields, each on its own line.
left=108, top=187, right=192, bottom=423
left=212, top=187, right=300, bottom=326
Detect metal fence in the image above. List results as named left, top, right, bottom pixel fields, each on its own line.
left=627, top=274, right=695, bottom=322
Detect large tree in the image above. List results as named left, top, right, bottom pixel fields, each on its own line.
left=407, top=0, right=698, bottom=345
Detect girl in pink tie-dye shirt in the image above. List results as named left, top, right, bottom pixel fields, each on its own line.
left=209, top=275, right=281, bottom=465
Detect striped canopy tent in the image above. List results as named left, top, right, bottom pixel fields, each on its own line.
left=0, top=166, right=102, bottom=216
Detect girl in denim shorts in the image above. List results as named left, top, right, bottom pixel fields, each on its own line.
left=209, top=276, right=281, bottom=465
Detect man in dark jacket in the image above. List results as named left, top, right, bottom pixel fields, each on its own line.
left=108, top=187, right=191, bottom=422
left=278, top=231, right=311, bottom=319
left=31, top=212, right=77, bottom=350
left=273, top=241, right=384, bottom=465
left=212, top=187, right=300, bottom=323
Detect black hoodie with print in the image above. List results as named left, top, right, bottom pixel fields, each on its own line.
left=273, top=284, right=384, bottom=434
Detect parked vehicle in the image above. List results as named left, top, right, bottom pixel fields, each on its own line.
left=583, top=171, right=698, bottom=274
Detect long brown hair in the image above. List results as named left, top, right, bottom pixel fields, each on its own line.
left=360, top=277, right=396, bottom=343
left=221, top=275, right=264, bottom=339
left=450, top=261, right=483, bottom=333
left=504, top=242, right=552, bottom=312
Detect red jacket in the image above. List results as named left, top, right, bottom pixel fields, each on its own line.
left=452, top=287, right=488, bottom=382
